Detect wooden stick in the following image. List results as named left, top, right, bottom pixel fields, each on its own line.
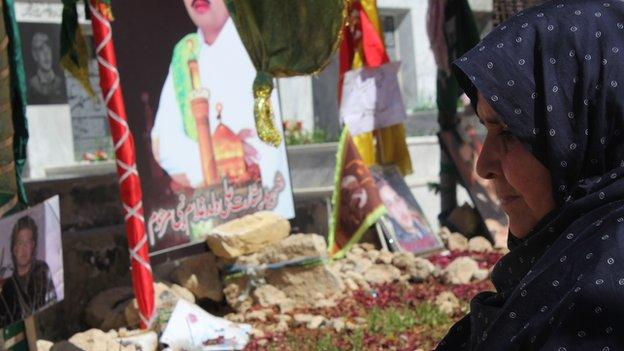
left=24, top=317, right=36, bottom=351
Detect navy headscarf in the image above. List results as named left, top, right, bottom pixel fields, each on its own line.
left=437, top=1, right=624, bottom=350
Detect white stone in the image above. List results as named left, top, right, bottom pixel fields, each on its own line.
left=307, top=316, right=326, bottom=329
left=473, top=268, right=490, bottom=281
left=442, top=257, right=487, bottom=285
left=391, top=252, right=415, bottom=270
left=36, top=340, right=53, bottom=351
left=246, top=309, right=273, bottom=322
left=172, top=252, right=223, bottom=301
left=253, top=284, right=295, bottom=313
left=69, top=329, right=136, bottom=351
left=435, top=291, right=460, bottom=315
left=207, top=211, right=290, bottom=259
left=293, top=313, right=314, bottom=326
left=363, top=264, right=402, bottom=285
left=438, top=226, right=452, bottom=241
left=408, top=257, right=436, bottom=282
left=344, top=278, right=359, bottom=291
left=226, top=234, right=343, bottom=310
left=124, top=282, right=194, bottom=330
left=359, top=243, right=376, bottom=251
left=224, top=313, right=245, bottom=323
left=366, top=249, right=381, bottom=262
left=375, top=250, right=394, bottom=265
left=446, top=233, right=469, bottom=251
left=468, top=236, right=494, bottom=252
left=331, top=318, right=346, bottom=332
left=344, top=271, right=371, bottom=290
left=117, top=330, right=158, bottom=351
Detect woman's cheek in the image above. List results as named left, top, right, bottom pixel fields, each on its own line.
left=500, top=141, right=539, bottom=192
left=500, top=139, right=553, bottom=211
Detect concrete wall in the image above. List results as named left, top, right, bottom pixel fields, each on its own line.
left=311, top=55, right=341, bottom=141
left=277, top=76, right=315, bottom=132
left=378, top=0, right=437, bottom=109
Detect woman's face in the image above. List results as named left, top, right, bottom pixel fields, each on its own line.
left=13, top=228, right=35, bottom=270
left=379, top=184, right=416, bottom=233
left=476, top=92, right=556, bottom=238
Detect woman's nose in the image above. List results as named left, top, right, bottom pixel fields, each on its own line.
left=476, top=137, right=500, bottom=180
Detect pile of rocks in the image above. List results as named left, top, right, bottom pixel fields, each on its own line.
left=223, top=233, right=343, bottom=313
left=37, top=329, right=158, bottom=351
left=221, top=227, right=500, bottom=334
left=42, top=210, right=503, bottom=348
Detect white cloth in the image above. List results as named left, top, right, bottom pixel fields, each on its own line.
left=339, top=61, right=407, bottom=136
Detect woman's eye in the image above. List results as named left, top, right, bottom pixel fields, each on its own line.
left=499, top=127, right=512, bottom=135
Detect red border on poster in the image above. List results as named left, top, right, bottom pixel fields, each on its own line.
left=89, top=0, right=155, bottom=329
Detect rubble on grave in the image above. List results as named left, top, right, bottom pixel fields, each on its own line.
left=85, top=287, right=135, bottom=331
left=468, top=236, right=494, bottom=252
left=66, top=329, right=158, bottom=351
left=50, top=212, right=510, bottom=350
left=124, top=282, right=195, bottom=331
left=442, top=256, right=490, bottom=285
left=206, top=211, right=290, bottom=259
left=171, top=252, right=223, bottom=302
left=223, top=233, right=343, bottom=312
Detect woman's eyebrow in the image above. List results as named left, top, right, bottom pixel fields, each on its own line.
left=483, top=114, right=501, bottom=124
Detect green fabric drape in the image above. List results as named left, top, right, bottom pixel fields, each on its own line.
left=224, top=0, right=345, bottom=146
left=0, top=0, right=27, bottom=216
left=60, top=0, right=94, bottom=96
left=3, top=0, right=28, bottom=208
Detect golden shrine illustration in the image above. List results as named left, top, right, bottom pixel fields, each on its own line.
left=187, top=42, right=261, bottom=188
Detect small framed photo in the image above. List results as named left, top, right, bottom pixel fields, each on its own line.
left=19, top=22, right=68, bottom=105
left=370, top=166, right=444, bottom=255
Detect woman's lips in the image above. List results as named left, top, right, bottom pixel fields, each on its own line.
left=500, top=195, right=521, bottom=206
left=192, top=0, right=211, bottom=13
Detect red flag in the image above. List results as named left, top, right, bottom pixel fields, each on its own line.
left=358, top=4, right=389, bottom=67
left=338, top=1, right=390, bottom=101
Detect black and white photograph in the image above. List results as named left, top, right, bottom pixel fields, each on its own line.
left=19, top=22, right=67, bottom=105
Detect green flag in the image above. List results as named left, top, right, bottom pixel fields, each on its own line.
left=60, top=0, right=95, bottom=97
left=0, top=0, right=28, bottom=215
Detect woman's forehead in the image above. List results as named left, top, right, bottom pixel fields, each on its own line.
left=477, top=92, right=502, bottom=124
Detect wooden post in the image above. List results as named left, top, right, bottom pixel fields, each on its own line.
left=375, top=221, right=389, bottom=251
left=23, top=317, right=36, bottom=351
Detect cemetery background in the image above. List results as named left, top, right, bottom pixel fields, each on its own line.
left=7, top=0, right=505, bottom=349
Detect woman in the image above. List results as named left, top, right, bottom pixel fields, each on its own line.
left=0, top=216, right=56, bottom=326
left=437, top=0, right=624, bottom=350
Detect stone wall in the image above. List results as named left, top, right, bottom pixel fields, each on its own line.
left=26, top=173, right=124, bottom=231
left=34, top=225, right=132, bottom=340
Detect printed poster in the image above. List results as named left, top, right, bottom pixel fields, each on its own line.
left=112, top=0, right=295, bottom=254
left=0, top=196, right=63, bottom=328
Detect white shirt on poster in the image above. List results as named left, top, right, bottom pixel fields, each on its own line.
left=151, top=19, right=294, bottom=218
